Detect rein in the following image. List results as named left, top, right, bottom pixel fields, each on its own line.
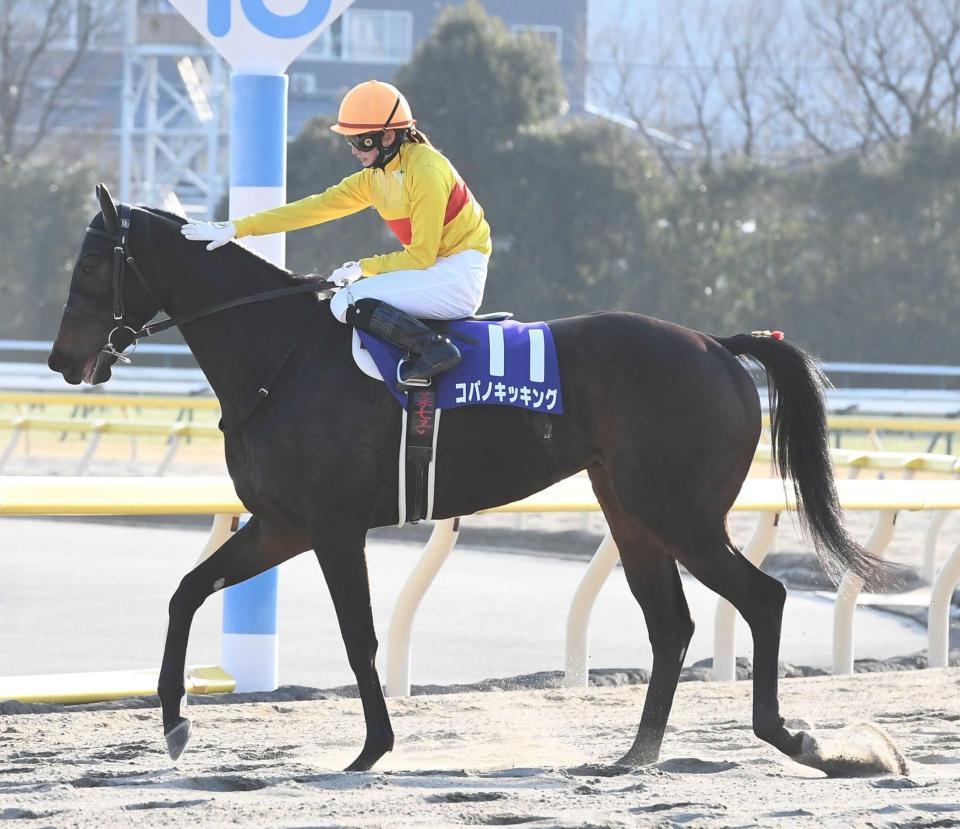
left=67, top=203, right=336, bottom=366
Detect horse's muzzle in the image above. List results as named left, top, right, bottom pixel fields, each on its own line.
left=47, top=349, right=85, bottom=385
left=47, top=348, right=116, bottom=385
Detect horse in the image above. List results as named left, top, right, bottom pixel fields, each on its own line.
left=47, top=184, right=904, bottom=775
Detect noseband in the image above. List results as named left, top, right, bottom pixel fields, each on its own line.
left=65, top=202, right=337, bottom=368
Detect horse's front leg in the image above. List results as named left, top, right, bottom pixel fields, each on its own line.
left=158, top=515, right=308, bottom=760
left=314, top=525, right=393, bottom=772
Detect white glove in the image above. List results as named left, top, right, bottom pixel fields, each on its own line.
left=330, top=260, right=363, bottom=287
left=181, top=220, right=237, bottom=251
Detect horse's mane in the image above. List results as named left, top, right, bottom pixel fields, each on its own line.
left=142, top=205, right=328, bottom=288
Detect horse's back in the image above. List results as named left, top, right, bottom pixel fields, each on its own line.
left=547, top=310, right=762, bottom=517
left=548, top=310, right=759, bottom=417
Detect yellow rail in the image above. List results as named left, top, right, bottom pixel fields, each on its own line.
left=0, top=665, right=233, bottom=705
left=762, top=413, right=960, bottom=434
left=3, top=414, right=957, bottom=476
left=4, top=474, right=960, bottom=517
left=0, top=476, right=242, bottom=515
left=0, top=415, right=221, bottom=440
left=2, top=392, right=959, bottom=434
left=754, top=445, right=960, bottom=475
left=0, top=391, right=219, bottom=411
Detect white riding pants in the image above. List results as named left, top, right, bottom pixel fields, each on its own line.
left=329, top=249, right=489, bottom=323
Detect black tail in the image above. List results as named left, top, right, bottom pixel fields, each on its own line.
left=717, top=333, right=903, bottom=593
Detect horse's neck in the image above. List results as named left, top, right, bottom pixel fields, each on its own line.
left=139, top=214, right=335, bottom=422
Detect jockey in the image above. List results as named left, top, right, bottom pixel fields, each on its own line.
left=181, top=80, right=492, bottom=386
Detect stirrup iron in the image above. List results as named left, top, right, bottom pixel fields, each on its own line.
left=396, top=358, right=431, bottom=389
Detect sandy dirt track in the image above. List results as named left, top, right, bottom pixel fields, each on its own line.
left=2, top=669, right=959, bottom=828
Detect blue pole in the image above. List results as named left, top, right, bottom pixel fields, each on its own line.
left=220, top=73, right=288, bottom=692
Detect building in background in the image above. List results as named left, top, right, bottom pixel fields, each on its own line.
left=287, top=0, right=588, bottom=135
left=19, top=0, right=588, bottom=218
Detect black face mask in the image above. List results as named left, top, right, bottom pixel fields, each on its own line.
left=346, top=129, right=407, bottom=170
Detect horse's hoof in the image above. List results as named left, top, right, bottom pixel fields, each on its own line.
left=344, top=745, right=390, bottom=772
left=344, top=753, right=376, bottom=772
left=165, top=718, right=192, bottom=761
left=792, top=724, right=908, bottom=777
left=615, top=749, right=657, bottom=768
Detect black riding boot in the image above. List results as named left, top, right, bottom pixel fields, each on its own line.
left=348, top=298, right=461, bottom=387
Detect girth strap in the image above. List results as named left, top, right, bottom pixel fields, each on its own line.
left=405, top=388, right=437, bottom=523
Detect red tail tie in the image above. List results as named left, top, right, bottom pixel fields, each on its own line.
left=750, top=329, right=785, bottom=341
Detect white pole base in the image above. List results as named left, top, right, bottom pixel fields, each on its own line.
left=221, top=632, right=279, bottom=692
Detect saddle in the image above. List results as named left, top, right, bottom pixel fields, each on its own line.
left=352, top=312, right=514, bottom=526
left=352, top=311, right=564, bottom=526
left=351, top=311, right=514, bottom=385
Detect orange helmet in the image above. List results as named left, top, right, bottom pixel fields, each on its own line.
left=330, top=80, right=415, bottom=136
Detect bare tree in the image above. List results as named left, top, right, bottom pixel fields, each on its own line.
left=772, top=0, right=960, bottom=157
left=591, top=0, right=787, bottom=168
left=0, top=0, right=119, bottom=162
left=674, top=0, right=723, bottom=166
left=593, top=0, right=960, bottom=164
left=588, top=1, right=694, bottom=178
left=766, top=33, right=839, bottom=158
left=718, top=3, right=784, bottom=160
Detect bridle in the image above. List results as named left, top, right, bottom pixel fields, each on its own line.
left=65, top=202, right=335, bottom=368
left=65, top=203, right=163, bottom=364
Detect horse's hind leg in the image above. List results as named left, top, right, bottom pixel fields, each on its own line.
left=665, top=523, right=805, bottom=759
left=588, top=466, right=695, bottom=766
left=313, top=526, right=393, bottom=772
left=158, top=516, right=309, bottom=760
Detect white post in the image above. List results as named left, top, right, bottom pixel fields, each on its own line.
left=195, top=513, right=237, bottom=566
left=712, top=512, right=778, bottom=681
left=0, top=417, right=25, bottom=471
left=928, top=536, right=960, bottom=668
left=923, top=510, right=950, bottom=584
left=76, top=428, right=103, bottom=474
left=156, top=435, right=181, bottom=476
left=832, top=509, right=897, bottom=675
left=563, top=531, right=620, bottom=688
left=385, top=519, right=459, bottom=697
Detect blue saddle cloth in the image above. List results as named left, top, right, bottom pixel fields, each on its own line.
left=357, top=319, right=564, bottom=414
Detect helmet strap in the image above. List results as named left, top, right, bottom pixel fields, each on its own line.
left=372, top=96, right=406, bottom=170
left=372, top=128, right=407, bottom=170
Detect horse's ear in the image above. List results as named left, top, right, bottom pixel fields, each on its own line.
left=96, top=183, right=119, bottom=234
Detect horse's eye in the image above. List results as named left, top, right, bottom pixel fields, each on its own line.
left=79, top=256, right=98, bottom=276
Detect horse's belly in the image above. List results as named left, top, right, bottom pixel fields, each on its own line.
left=430, top=404, right=589, bottom=518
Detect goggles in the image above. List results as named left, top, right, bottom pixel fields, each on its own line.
left=346, top=131, right=381, bottom=151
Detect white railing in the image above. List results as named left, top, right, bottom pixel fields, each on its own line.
left=386, top=478, right=960, bottom=695
left=2, top=475, right=959, bottom=702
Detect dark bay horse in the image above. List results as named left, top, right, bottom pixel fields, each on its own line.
left=48, top=185, right=901, bottom=774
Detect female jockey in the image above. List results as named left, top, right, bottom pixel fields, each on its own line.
left=181, top=80, right=492, bottom=386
